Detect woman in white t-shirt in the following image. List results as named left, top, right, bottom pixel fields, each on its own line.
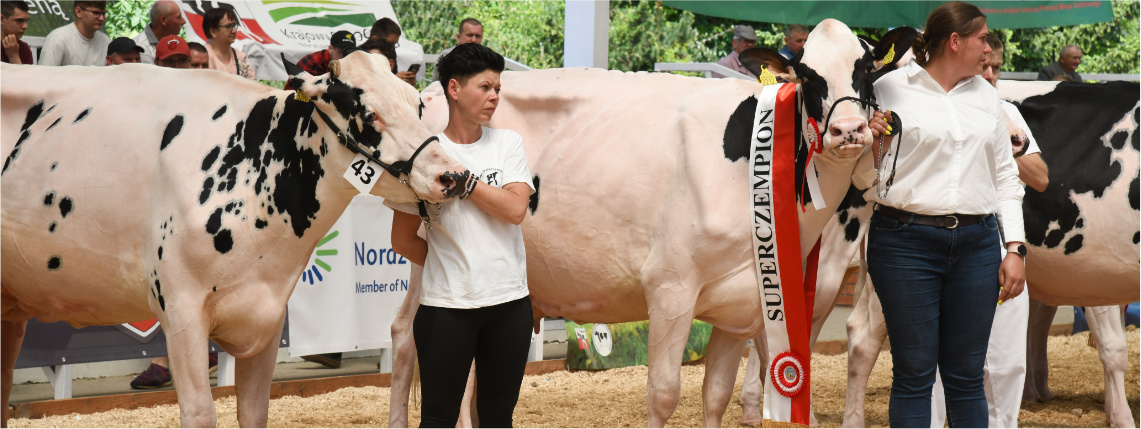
left=388, top=43, right=534, bottom=428
left=864, top=2, right=1026, bottom=427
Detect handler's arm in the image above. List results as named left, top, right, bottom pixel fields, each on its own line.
left=1016, top=153, right=1049, bottom=193
left=390, top=211, right=427, bottom=266
left=469, top=182, right=531, bottom=225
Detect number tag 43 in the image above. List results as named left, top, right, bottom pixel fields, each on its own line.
left=343, top=153, right=382, bottom=194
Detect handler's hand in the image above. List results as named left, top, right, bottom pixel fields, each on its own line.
left=870, top=110, right=895, bottom=167
left=997, top=253, right=1025, bottom=304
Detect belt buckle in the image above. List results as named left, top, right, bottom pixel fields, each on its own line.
left=945, top=215, right=959, bottom=229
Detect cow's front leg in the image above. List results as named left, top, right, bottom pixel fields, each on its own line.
left=1, top=319, right=27, bottom=428
left=701, top=328, right=748, bottom=428
left=1084, top=306, right=1136, bottom=428
left=164, top=318, right=216, bottom=427
left=389, top=263, right=423, bottom=428
left=644, top=289, right=696, bottom=427
left=842, top=273, right=887, bottom=428
left=234, top=319, right=284, bottom=428
left=1023, top=297, right=1056, bottom=402
left=738, top=341, right=764, bottom=427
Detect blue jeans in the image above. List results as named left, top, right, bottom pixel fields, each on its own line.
left=867, top=210, right=1001, bottom=428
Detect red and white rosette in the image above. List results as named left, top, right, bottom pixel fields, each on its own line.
left=769, top=350, right=809, bottom=397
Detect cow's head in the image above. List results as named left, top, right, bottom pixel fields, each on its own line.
left=284, top=51, right=470, bottom=203
left=739, top=19, right=916, bottom=160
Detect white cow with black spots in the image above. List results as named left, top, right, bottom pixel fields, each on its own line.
left=0, top=52, right=471, bottom=427
left=388, top=20, right=918, bottom=427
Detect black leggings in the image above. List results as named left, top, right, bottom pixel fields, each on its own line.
left=414, top=296, right=533, bottom=428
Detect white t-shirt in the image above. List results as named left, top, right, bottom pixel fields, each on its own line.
left=386, top=127, right=535, bottom=309
left=39, top=23, right=110, bottom=66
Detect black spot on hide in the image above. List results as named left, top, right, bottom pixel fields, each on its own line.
left=214, top=229, right=233, bottom=254
left=43, top=192, right=55, bottom=206
left=160, top=115, right=184, bottom=151
left=1063, top=235, right=1083, bottom=255
left=158, top=246, right=163, bottom=260
left=46, top=117, right=62, bottom=131
left=202, top=146, right=221, bottom=172
left=48, top=222, right=56, bottom=233
left=47, top=256, right=61, bottom=270
left=59, top=197, right=73, bottom=218
left=3, top=100, right=46, bottom=174
left=213, top=105, right=228, bottom=120
left=723, top=96, right=758, bottom=162
left=74, top=108, right=90, bottom=123
left=529, top=175, right=541, bottom=215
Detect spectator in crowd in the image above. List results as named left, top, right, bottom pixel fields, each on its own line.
left=154, top=34, right=191, bottom=68
left=1, top=0, right=31, bottom=64
left=297, top=30, right=356, bottom=76
left=39, top=1, right=110, bottom=66
left=133, top=0, right=185, bottom=65
left=389, top=43, right=534, bottom=428
left=866, top=2, right=1025, bottom=426
left=105, top=37, right=142, bottom=65
left=369, top=17, right=416, bottom=86
left=1037, top=44, right=1082, bottom=81
left=434, top=17, right=483, bottom=81
left=188, top=41, right=208, bottom=69
left=202, top=7, right=255, bottom=79
left=779, top=24, right=808, bottom=59
left=712, top=25, right=757, bottom=79
left=929, top=31, right=1049, bottom=429
left=356, top=37, right=399, bottom=75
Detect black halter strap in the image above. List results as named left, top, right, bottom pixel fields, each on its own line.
left=821, top=95, right=879, bottom=134
left=311, top=105, right=438, bottom=178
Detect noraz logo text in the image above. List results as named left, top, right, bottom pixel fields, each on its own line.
left=355, top=242, right=408, bottom=266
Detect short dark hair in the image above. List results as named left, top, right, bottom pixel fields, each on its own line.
left=985, top=33, right=1003, bottom=51
left=202, top=7, right=238, bottom=40
left=436, top=43, right=503, bottom=98
left=458, top=17, right=482, bottom=33
left=370, top=17, right=401, bottom=40
left=187, top=41, right=207, bottom=53
left=73, top=1, right=106, bottom=15
left=2, top=1, right=29, bottom=17
left=357, top=38, right=397, bottom=63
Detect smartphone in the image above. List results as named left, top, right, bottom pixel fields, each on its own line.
left=407, top=63, right=421, bottom=74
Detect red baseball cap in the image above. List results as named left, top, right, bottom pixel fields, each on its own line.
left=156, top=35, right=191, bottom=60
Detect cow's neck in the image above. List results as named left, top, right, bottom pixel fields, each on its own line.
left=795, top=153, right=859, bottom=257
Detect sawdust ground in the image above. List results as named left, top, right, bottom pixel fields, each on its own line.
left=9, top=327, right=1138, bottom=428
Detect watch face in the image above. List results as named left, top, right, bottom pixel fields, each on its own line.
left=1017, top=244, right=1027, bottom=256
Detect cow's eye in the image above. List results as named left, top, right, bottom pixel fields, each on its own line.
left=363, top=112, right=376, bottom=122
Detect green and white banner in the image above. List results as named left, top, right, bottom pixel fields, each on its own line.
left=564, top=320, right=712, bottom=371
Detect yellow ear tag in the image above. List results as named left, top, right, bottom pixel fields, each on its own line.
left=882, top=44, right=896, bottom=64
left=757, top=66, right=778, bottom=85
left=295, top=90, right=310, bottom=103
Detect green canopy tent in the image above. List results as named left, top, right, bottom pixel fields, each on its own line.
left=662, top=1, right=1114, bottom=29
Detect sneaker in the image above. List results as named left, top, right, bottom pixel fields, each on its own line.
left=301, top=352, right=342, bottom=369
left=130, top=363, right=172, bottom=389
left=208, top=352, right=219, bottom=375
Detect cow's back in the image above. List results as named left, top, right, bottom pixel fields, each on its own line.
left=489, top=69, right=765, bottom=325
left=1, top=64, right=278, bottom=325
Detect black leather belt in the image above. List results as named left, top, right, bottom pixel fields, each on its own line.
left=875, top=205, right=988, bottom=229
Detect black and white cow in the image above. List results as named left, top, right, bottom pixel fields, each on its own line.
left=1, top=52, right=470, bottom=427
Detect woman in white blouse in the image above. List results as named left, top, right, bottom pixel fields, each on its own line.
left=865, top=2, right=1026, bottom=427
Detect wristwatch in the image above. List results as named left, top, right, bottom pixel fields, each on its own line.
left=1007, top=243, right=1027, bottom=257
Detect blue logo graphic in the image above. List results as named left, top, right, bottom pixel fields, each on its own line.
left=301, top=230, right=339, bottom=285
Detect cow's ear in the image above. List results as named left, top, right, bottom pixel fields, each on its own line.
left=281, top=54, right=308, bottom=92
left=875, top=27, right=918, bottom=68
left=739, top=47, right=800, bottom=84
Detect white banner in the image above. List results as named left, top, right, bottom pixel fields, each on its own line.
left=176, top=1, right=424, bottom=81
left=286, top=195, right=410, bottom=356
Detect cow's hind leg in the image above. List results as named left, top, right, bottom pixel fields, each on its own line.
left=1084, top=306, right=1136, bottom=428
left=234, top=319, right=284, bottom=428
left=1023, top=297, right=1057, bottom=402
left=2, top=319, right=27, bottom=428
left=165, top=320, right=216, bottom=427
left=701, top=328, right=748, bottom=428
left=738, top=341, right=764, bottom=427
left=843, top=273, right=888, bottom=428
left=390, top=263, right=423, bottom=428
left=644, top=294, right=697, bottom=427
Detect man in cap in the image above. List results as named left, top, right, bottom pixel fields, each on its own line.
left=154, top=34, right=191, bottom=68
left=106, top=36, right=143, bottom=65
left=713, top=24, right=757, bottom=79
left=779, top=24, right=808, bottom=60
left=297, top=30, right=356, bottom=76
left=1, top=1, right=32, bottom=64
left=134, top=0, right=186, bottom=65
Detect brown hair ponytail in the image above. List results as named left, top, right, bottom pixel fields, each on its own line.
left=914, top=1, right=986, bottom=67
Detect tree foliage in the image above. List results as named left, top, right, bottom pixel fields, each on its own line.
left=392, top=0, right=563, bottom=69
left=103, top=0, right=153, bottom=40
